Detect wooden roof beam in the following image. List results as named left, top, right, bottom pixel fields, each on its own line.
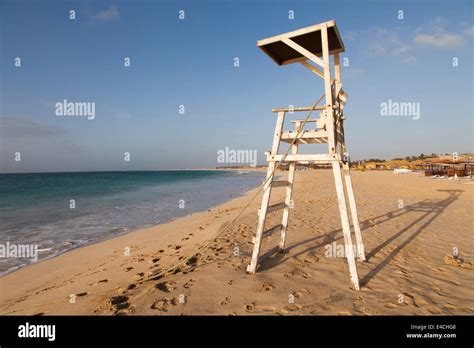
left=281, top=37, right=325, bottom=68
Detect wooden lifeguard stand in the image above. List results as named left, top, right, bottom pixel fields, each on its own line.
left=247, top=20, right=366, bottom=290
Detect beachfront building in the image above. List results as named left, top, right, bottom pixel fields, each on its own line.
left=419, top=156, right=474, bottom=177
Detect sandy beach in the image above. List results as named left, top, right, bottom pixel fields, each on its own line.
left=0, top=170, right=472, bottom=315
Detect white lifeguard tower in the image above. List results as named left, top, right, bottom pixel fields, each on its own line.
left=247, top=20, right=366, bottom=290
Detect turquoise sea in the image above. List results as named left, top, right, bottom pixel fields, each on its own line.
left=0, top=170, right=265, bottom=275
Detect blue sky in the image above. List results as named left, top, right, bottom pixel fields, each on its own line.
left=0, top=0, right=472, bottom=172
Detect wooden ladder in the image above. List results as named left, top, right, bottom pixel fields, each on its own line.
left=246, top=111, right=297, bottom=275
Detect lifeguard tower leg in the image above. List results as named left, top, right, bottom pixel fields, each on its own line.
left=332, top=162, right=360, bottom=290
left=342, top=163, right=366, bottom=261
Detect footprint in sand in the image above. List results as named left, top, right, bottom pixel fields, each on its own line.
left=133, top=272, right=145, bottom=281
left=259, top=282, right=274, bottom=292
left=156, top=281, right=177, bottom=293
left=124, top=267, right=134, bottom=272
left=444, top=255, right=472, bottom=269
left=110, top=295, right=130, bottom=312
left=293, top=289, right=311, bottom=298
left=284, top=268, right=311, bottom=279
left=245, top=302, right=256, bottom=312
left=403, top=292, right=427, bottom=308
left=284, top=304, right=303, bottom=312
left=150, top=297, right=177, bottom=312
left=91, top=279, right=108, bottom=286
left=220, top=297, right=231, bottom=306
left=183, top=278, right=196, bottom=289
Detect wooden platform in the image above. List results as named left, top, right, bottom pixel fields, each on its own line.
left=257, top=20, right=345, bottom=66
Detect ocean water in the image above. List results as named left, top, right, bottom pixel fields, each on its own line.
left=0, top=170, right=265, bottom=275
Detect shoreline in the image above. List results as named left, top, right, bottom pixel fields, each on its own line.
left=0, top=170, right=472, bottom=315
left=0, top=173, right=269, bottom=314
left=0, top=170, right=267, bottom=277
left=0, top=167, right=268, bottom=175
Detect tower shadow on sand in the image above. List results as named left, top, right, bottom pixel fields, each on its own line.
left=257, top=189, right=463, bottom=288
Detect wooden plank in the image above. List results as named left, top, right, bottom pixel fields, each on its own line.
left=256, top=20, right=336, bottom=47
left=266, top=153, right=336, bottom=162
left=280, top=49, right=344, bottom=65
left=272, top=106, right=327, bottom=113
left=332, top=21, right=346, bottom=52
left=321, top=22, right=336, bottom=154
left=271, top=112, right=285, bottom=154
left=252, top=224, right=282, bottom=243
left=258, top=202, right=285, bottom=215
left=281, top=37, right=325, bottom=68
left=289, top=118, right=318, bottom=123
left=300, top=60, right=335, bottom=83
left=334, top=53, right=341, bottom=81
left=256, top=20, right=345, bottom=66
left=281, top=130, right=328, bottom=140
left=290, top=117, right=326, bottom=130
left=332, top=162, right=360, bottom=290
left=281, top=56, right=311, bottom=66
left=259, top=45, right=283, bottom=66
left=280, top=137, right=328, bottom=145
left=271, top=180, right=288, bottom=187
left=263, top=224, right=282, bottom=239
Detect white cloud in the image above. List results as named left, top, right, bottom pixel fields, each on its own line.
left=345, top=27, right=416, bottom=64
left=413, top=17, right=466, bottom=49
left=413, top=33, right=464, bottom=48
left=463, top=26, right=474, bottom=37
left=93, top=6, right=120, bottom=22
left=345, top=17, right=470, bottom=66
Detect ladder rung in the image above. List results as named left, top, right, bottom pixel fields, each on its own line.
left=266, top=154, right=337, bottom=162
left=263, top=224, right=282, bottom=238
left=271, top=180, right=288, bottom=187
left=280, top=130, right=328, bottom=141
left=252, top=224, right=282, bottom=243
left=289, top=118, right=319, bottom=123
left=257, top=202, right=286, bottom=215
left=280, top=137, right=328, bottom=144
left=272, top=106, right=328, bottom=113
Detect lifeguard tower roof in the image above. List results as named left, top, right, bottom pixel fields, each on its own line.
left=257, top=20, right=345, bottom=66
